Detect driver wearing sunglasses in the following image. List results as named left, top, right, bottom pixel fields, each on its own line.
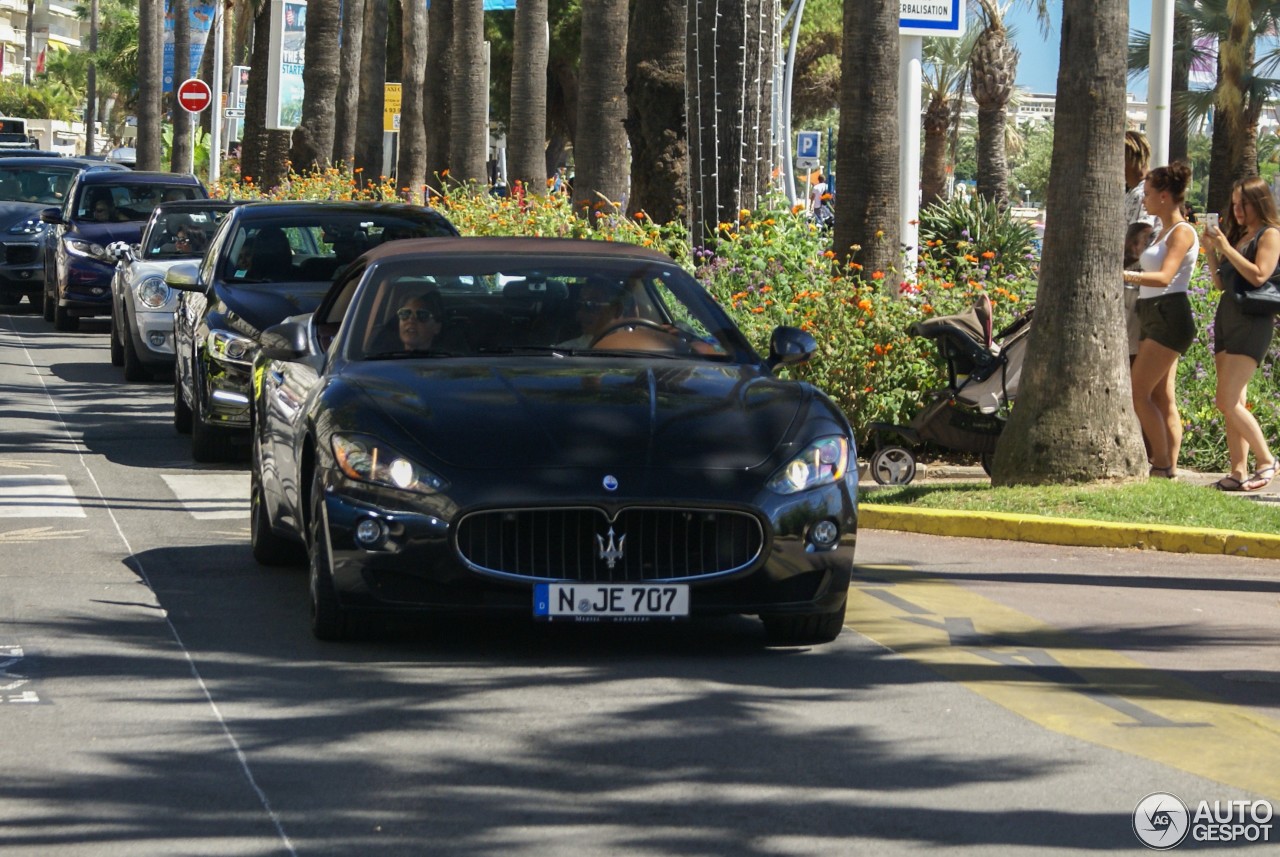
left=395, top=293, right=447, bottom=351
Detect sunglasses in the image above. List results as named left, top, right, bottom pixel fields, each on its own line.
left=397, top=308, right=435, bottom=322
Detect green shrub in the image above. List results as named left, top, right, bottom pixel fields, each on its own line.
left=919, top=194, right=1038, bottom=280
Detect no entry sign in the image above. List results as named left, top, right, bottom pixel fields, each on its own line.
left=177, top=78, right=213, bottom=114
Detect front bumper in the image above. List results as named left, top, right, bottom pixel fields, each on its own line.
left=202, top=358, right=254, bottom=429
left=130, top=308, right=178, bottom=370
left=61, top=256, right=115, bottom=316
left=0, top=240, right=43, bottom=295
left=316, top=469, right=858, bottom=619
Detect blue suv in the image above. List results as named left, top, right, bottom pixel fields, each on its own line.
left=41, top=170, right=207, bottom=330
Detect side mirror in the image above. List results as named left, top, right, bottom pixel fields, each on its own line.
left=39, top=207, right=62, bottom=225
left=260, top=320, right=310, bottom=361
left=164, top=262, right=203, bottom=293
left=767, top=326, right=818, bottom=370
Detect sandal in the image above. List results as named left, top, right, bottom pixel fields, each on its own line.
left=1242, top=462, right=1277, bottom=492
left=1149, top=465, right=1177, bottom=480
left=1214, top=476, right=1245, bottom=492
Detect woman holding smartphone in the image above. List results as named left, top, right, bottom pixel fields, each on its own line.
left=1203, top=176, right=1280, bottom=491
left=1121, top=163, right=1199, bottom=479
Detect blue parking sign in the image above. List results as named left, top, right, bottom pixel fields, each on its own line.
left=796, top=131, right=821, bottom=160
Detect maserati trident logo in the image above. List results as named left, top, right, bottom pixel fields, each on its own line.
left=596, top=526, right=625, bottom=569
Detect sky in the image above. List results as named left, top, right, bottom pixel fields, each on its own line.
left=1006, top=0, right=1153, bottom=99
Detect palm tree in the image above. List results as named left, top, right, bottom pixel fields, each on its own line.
left=449, top=0, right=488, bottom=184
left=169, top=0, right=191, bottom=173
left=396, top=0, right=428, bottom=197
left=833, top=0, right=898, bottom=278
left=994, top=0, right=1144, bottom=484
left=242, top=0, right=292, bottom=187
left=291, top=0, right=340, bottom=171
left=136, top=0, right=162, bottom=169
left=685, top=0, right=777, bottom=245
left=574, top=0, right=629, bottom=221
left=424, top=0, right=453, bottom=186
left=969, top=0, right=1047, bottom=207
left=624, top=0, right=687, bottom=223
left=354, top=0, right=388, bottom=183
left=921, top=30, right=977, bottom=207
left=508, top=0, right=549, bottom=195
left=333, top=0, right=366, bottom=164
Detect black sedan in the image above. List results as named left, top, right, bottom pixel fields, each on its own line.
left=250, top=237, right=857, bottom=644
left=168, top=201, right=459, bottom=462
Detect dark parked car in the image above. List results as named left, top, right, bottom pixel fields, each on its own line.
left=249, top=237, right=857, bottom=644
left=40, top=170, right=207, bottom=330
left=108, top=199, right=239, bottom=380
left=168, top=200, right=459, bottom=463
left=0, top=156, right=126, bottom=308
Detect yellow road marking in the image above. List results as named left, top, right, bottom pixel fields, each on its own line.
left=850, top=565, right=1280, bottom=800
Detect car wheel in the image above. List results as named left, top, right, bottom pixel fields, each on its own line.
left=251, top=471, right=305, bottom=566
left=308, top=471, right=351, bottom=641
left=109, top=313, right=124, bottom=366
left=41, top=287, right=54, bottom=322
left=761, top=593, right=847, bottom=646
left=869, top=445, right=916, bottom=486
left=122, top=326, right=151, bottom=382
left=173, top=374, right=193, bottom=434
left=53, top=301, right=78, bottom=332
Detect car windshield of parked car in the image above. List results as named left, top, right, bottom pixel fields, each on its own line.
left=0, top=165, right=79, bottom=204
left=75, top=183, right=201, bottom=223
left=221, top=213, right=457, bottom=286
left=342, top=257, right=739, bottom=361
left=144, top=208, right=229, bottom=259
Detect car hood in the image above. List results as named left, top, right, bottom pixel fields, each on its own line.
left=0, top=200, right=44, bottom=229
left=219, top=283, right=332, bottom=334
left=342, top=361, right=807, bottom=470
left=72, top=219, right=142, bottom=245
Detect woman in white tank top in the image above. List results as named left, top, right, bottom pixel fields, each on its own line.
left=1120, top=163, right=1199, bottom=479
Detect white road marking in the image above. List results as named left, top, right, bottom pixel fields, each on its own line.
left=0, top=475, right=86, bottom=518
left=161, top=473, right=250, bottom=519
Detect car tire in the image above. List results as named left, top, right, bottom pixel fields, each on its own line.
left=109, top=314, right=124, bottom=366
left=122, top=326, right=151, bottom=382
left=53, top=301, right=78, bottom=332
left=41, top=287, right=54, bottom=322
left=251, top=472, right=305, bottom=566
left=308, top=471, right=352, bottom=641
left=173, top=374, right=193, bottom=434
left=761, top=593, right=847, bottom=646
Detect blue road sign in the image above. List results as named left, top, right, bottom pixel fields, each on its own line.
left=796, top=131, right=821, bottom=160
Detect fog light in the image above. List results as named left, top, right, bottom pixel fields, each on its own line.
left=149, top=332, right=166, bottom=347
left=809, top=519, right=839, bottom=548
left=354, top=517, right=388, bottom=548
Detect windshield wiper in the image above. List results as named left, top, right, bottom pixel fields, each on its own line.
left=363, top=349, right=457, bottom=360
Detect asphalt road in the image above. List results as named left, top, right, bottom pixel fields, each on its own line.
left=1, top=307, right=1277, bottom=856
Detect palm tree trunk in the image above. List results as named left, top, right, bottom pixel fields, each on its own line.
left=136, top=0, right=162, bottom=170
left=424, top=0, right=452, bottom=187
left=833, top=0, right=898, bottom=279
left=242, top=0, right=291, bottom=188
left=994, top=0, right=1144, bottom=484
left=449, top=0, right=488, bottom=184
left=624, top=0, right=687, bottom=223
left=333, top=0, right=366, bottom=165
left=1170, top=7, right=1190, bottom=164
left=395, top=0, right=428, bottom=198
left=920, top=95, right=950, bottom=207
left=575, top=0, right=630, bottom=221
left=970, top=22, right=1016, bottom=207
left=508, top=0, right=548, bottom=194
left=354, top=0, right=388, bottom=185
left=170, top=0, right=192, bottom=173
left=291, top=0, right=340, bottom=171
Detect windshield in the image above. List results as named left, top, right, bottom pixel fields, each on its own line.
left=342, top=256, right=742, bottom=361
left=75, top=183, right=202, bottom=223
left=0, top=165, right=79, bottom=204
left=143, top=207, right=231, bottom=259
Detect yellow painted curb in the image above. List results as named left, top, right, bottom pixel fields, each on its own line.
left=859, top=504, right=1280, bottom=559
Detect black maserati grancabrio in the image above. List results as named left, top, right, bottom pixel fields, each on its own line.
left=251, top=237, right=857, bottom=644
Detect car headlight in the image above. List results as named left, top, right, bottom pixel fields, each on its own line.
left=7, top=217, right=44, bottom=235
left=207, top=329, right=259, bottom=367
left=135, top=275, right=171, bottom=308
left=767, top=437, right=849, bottom=495
left=331, top=433, right=448, bottom=495
left=65, top=237, right=112, bottom=261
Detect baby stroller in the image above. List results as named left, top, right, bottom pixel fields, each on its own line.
left=866, top=294, right=1033, bottom=485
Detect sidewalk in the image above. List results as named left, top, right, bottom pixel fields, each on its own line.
left=858, top=463, right=1280, bottom=560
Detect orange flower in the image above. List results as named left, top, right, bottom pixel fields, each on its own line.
left=871, top=270, right=885, bottom=280
left=964, top=253, right=978, bottom=263
left=981, top=250, right=996, bottom=259
left=857, top=298, right=873, bottom=312
left=823, top=250, right=836, bottom=259
left=922, top=303, right=934, bottom=313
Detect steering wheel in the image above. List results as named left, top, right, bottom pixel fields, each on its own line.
left=588, top=318, right=672, bottom=348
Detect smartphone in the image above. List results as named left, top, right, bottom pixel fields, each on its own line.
left=1207, top=212, right=1220, bottom=232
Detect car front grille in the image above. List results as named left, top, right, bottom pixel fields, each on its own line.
left=456, top=506, right=765, bottom=583
left=0, top=244, right=38, bottom=265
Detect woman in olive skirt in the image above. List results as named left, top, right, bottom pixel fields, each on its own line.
left=1203, top=176, right=1280, bottom=492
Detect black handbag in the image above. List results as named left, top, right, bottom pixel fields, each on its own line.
left=1232, top=227, right=1280, bottom=315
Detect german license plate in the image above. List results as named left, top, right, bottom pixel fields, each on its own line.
left=533, top=583, right=689, bottom=621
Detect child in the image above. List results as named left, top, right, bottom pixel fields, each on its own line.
left=1123, top=221, right=1154, bottom=361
